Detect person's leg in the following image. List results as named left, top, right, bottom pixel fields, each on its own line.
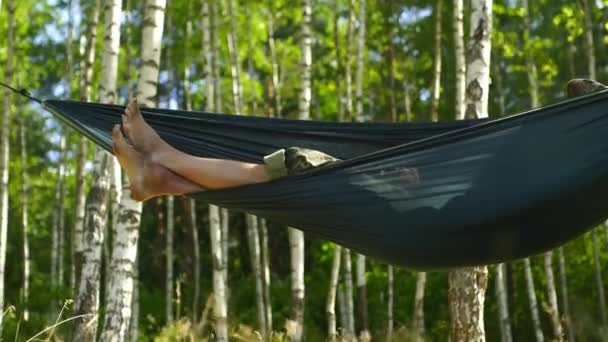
left=121, top=98, right=271, bottom=189
left=112, top=125, right=206, bottom=201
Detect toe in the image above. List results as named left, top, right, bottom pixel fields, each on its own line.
left=112, top=125, right=123, bottom=150
left=126, top=97, right=140, bottom=118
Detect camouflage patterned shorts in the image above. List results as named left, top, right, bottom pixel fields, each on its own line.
left=263, top=147, right=341, bottom=180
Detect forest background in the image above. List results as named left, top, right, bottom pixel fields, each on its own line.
left=1, top=0, right=608, bottom=341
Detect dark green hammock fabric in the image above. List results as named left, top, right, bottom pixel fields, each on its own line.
left=41, top=90, right=608, bottom=270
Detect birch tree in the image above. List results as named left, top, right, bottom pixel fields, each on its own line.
left=286, top=1, right=312, bottom=339
left=345, top=0, right=355, bottom=119
left=260, top=218, right=273, bottom=336
left=73, top=0, right=121, bottom=338
left=414, top=272, right=426, bottom=341
left=19, top=116, right=30, bottom=322
left=73, top=0, right=100, bottom=295
left=327, top=245, right=342, bottom=341
left=342, top=248, right=355, bottom=338
left=453, top=0, right=466, bottom=120
left=354, top=4, right=369, bottom=332
left=51, top=133, right=67, bottom=290
left=0, top=0, right=14, bottom=332
left=355, top=0, right=365, bottom=117
left=183, top=17, right=201, bottom=321
left=209, top=205, right=228, bottom=341
left=227, top=0, right=267, bottom=335
left=522, top=2, right=562, bottom=336
left=495, top=264, right=512, bottom=342
left=387, top=265, right=394, bottom=341
left=544, top=252, right=563, bottom=340
left=430, top=0, right=443, bottom=122
left=202, top=1, right=228, bottom=339
left=449, top=1, right=492, bottom=340
left=524, top=258, right=544, bottom=342
left=246, top=215, right=267, bottom=339
left=164, top=195, right=175, bottom=323
left=164, top=12, right=175, bottom=325
left=101, top=1, right=166, bottom=341
left=333, top=0, right=343, bottom=120
left=357, top=254, right=370, bottom=341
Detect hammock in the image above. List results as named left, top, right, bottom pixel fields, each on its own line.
left=17, top=86, right=608, bottom=269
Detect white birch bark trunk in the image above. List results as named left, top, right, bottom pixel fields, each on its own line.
left=100, top=189, right=140, bottom=342
left=188, top=198, right=201, bottom=322
left=202, top=1, right=228, bottom=338
left=227, top=2, right=268, bottom=336
left=387, top=265, right=394, bottom=342
left=524, top=258, right=544, bottom=342
left=582, top=0, right=596, bottom=79
left=414, top=271, right=426, bottom=341
left=260, top=218, right=273, bottom=335
left=495, top=264, right=512, bottom=342
left=453, top=0, right=466, bottom=120
left=430, top=0, right=443, bottom=122
left=285, top=1, right=312, bottom=339
left=221, top=208, right=229, bottom=281
left=522, top=3, right=562, bottom=337
left=288, top=229, right=305, bottom=341
left=345, top=0, right=355, bottom=119
left=342, top=248, right=355, bottom=338
left=557, top=247, right=575, bottom=342
left=332, top=0, right=343, bottom=120
left=19, top=118, right=30, bottom=322
left=1, top=2, right=15, bottom=330
left=73, top=149, right=111, bottom=341
left=337, top=285, right=347, bottom=332
left=212, top=1, right=223, bottom=114
left=327, top=245, right=342, bottom=341
left=73, top=136, right=87, bottom=294
left=356, top=254, right=370, bottom=341
left=71, top=0, right=103, bottom=339
left=166, top=195, right=175, bottom=323
left=181, top=21, right=201, bottom=324
left=102, top=1, right=165, bottom=341
left=385, top=9, right=397, bottom=123
left=403, top=81, right=412, bottom=122
left=543, top=251, right=563, bottom=340
left=355, top=0, right=366, bottom=117
left=464, top=0, right=492, bottom=120
left=246, top=215, right=267, bottom=339
left=51, top=133, right=67, bottom=290
left=448, top=2, right=491, bottom=340
left=227, top=0, right=243, bottom=114
left=73, top=0, right=100, bottom=297
left=448, top=267, right=488, bottom=342
left=210, top=205, right=229, bottom=341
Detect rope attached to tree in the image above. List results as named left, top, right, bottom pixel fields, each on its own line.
left=0, top=81, right=42, bottom=104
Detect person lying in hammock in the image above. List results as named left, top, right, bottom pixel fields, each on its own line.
left=113, top=98, right=347, bottom=201
left=113, top=78, right=606, bottom=201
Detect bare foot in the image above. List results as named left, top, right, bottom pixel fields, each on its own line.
left=121, top=98, right=171, bottom=158
left=112, top=125, right=204, bottom=201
